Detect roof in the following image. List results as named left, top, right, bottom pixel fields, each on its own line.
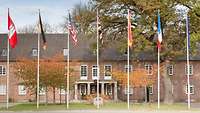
left=0, top=34, right=199, bottom=62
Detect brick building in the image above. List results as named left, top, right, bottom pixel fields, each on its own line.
left=0, top=34, right=200, bottom=103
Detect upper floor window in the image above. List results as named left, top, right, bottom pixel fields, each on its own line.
left=1, top=49, right=7, bottom=56
left=185, top=65, right=193, bottom=75
left=0, top=65, right=6, bottom=76
left=104, top=65, right=112, bottom=77
left=80, top=65, right=88, bottom=80
left=92, top=65, right=98, bottom=77
left=63, top=48, right=68, bottom=56
left=124, top=65, right=132, bottom=73
left=32, top=48, right=38, bottom=57
left=145, top=64, right=153, bottom=75
left=167, top=65, right=174, bottom=75
left=18, top=85, right=26, bottom=95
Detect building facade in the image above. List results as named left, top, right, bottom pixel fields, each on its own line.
left=0, top=34, right=200, bottom=103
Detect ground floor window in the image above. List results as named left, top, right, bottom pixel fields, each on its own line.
left=80, top=84, right=86, bottom=96
left=185, top=85, right=194, bottom=94
left=18, top=85, right=26, bottom=95
left=0, top=85, right=6, bottom=95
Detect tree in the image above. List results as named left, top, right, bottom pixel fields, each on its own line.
left=14, top=54, right=75, bottom=104
left=71, top=0, right=200, bottom=104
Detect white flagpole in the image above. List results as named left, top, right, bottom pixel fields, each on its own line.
left=157, top=47, right=160, bottom=109
left=6, top=23, right=10, bottom=109
left=67, top=15, right=70, bottom=109
left=127, top=9, right=130, bottom=110
left=96, top=9, right=100, bottom=109
left=37, top=9, right=40, bottom=109
left=186, top=14, right=191, bottom=109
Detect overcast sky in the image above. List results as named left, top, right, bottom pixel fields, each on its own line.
left=0, top=0, right=88, bottom=33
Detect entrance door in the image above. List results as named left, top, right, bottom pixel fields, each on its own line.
left=146, top=87, right=150, bottom=102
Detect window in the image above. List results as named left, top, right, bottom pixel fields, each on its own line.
left=124, top=65, right=132, bottom=73
left=124, top=87, right=133, bottom=95
left=80, top=84, right=86, bottom=95
left=80, top=65, right=88, bottom=80
left=39, top=87, right=45, bottom=95
left=167, top=65, right=174, bottom=75
left=0, top=85, right=6, bottom=95
left=59, top=88, right=66, bottom=95
left=149, top=86, right=153, bottom=94
left=92, top=65, right=98, bottom=80
left=1, top=49, right=7, bottom=56
left=63, top=48, right=68, bottom=56
left=105, top=84, right=112, bottom=95
left=185, top=65, right=193, bottom=75
left=18, top=85, right=26, bottom=95
left=32, top=48, right=38, bottom=56
left=185, top=85, right=194, bottom=94
left=0, top=65, right=6, bottom=75
left=145, top=64, right=153, bottom=75
left=104, top=65, right=112, bottom=80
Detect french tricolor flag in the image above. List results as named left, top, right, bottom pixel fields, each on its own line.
left=157, top=11, right=162, bottom=49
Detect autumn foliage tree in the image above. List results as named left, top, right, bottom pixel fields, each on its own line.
left=14, top=54, right=74, bottom=104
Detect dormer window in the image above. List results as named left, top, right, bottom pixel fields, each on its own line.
left=63, top=48, right=68, bottom=56
left=1, top=49, right=7, bottom=56
left=32, top=48, right=38, bottom=57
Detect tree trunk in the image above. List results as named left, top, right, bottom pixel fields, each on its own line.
left=163, top=60, right=174, bottom=104
left=45, top=86, right=48, bottom=105
left=53, top=87, right=56, bottom=104
left=60, top=87, right=62, bottom=104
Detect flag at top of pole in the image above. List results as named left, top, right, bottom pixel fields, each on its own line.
left=8, top=10, right=17, bottom=48
left=128, top=9, right=132, bottom=47
left=157, top=11, right=162, bottom=49
left=68, top=13, right=78, bottom=45
left=38, top=11, right=47, bottom=50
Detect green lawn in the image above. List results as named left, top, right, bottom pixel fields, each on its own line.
left=0, top=102, right=198, bottom=111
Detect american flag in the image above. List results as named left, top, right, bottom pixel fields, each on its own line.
left=68, top=13, right=78, bottom=45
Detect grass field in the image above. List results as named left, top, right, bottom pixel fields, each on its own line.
left=0, top=102, right=198, bottom=111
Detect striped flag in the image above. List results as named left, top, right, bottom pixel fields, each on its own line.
left=97, top=15, right=103, bottom=44
left=157, top=11, right=162, bottom=49
left=128, top=10, right=132, bottom=47
left=68, top=13, right=78, bottom=45
left=8, top=11, right=17, bottom=48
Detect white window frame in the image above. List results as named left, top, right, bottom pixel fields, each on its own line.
left=39, top=87, right=46, bottom=95
left=58, top=88, right=66, bottom=95
left=104, top=65, right=112, bottom=80
left=0, top=65, right=6, bottom=76
left=149, top=86, right=153, bottom=94
left=185, top=65, right=193, bottom=75
left=32, top=48, right=38, bottom=57
left=80, top=65, right=88, bottom=80
left=145, top=64, right=153, bottom=75
left=167, top=65, right=174, bottom=75
left=63, top=48, right=68, bottom=56
left=0, top=85, right=6, bottom=95
left=124, top=87, right=133, bottom=95
left=92, top=65, right=98, bottom=80
left=1, top=49, right=7, bottom=56
left=185, top=85, right=194, bottom=94
left=124, top=65, right=133, bottom=73
left=18, top=85, right=26, bottom=96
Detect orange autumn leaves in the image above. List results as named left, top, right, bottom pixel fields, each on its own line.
left=112, top=68, right=156, bottom=87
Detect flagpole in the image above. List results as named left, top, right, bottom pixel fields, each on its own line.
left=157, top=47, right=160, bottom=109
left=127, top=9, right=131, bottom=110
left=37, top=9, right=41, bottom=109
left=67, top=13, right=70, bottom=109
left=96, top=9, right=100, bottom=109
left=186, top=14, right=191, bottom=109
left=6, top=9, right=10, bottom=109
